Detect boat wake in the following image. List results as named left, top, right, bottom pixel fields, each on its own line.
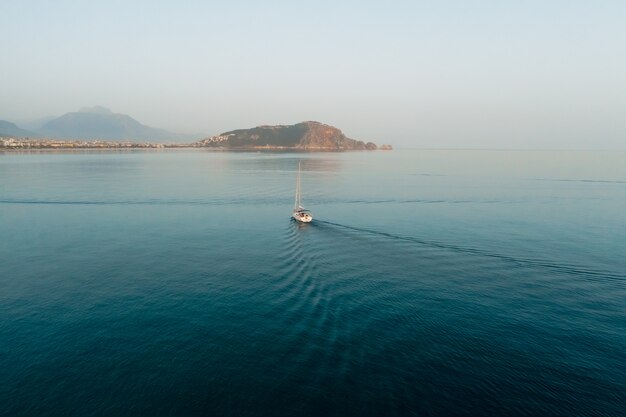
left=314, top=220, right=626, bottom=285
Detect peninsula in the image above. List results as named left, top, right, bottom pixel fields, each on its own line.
left=1, top=113, right=388, bottom=150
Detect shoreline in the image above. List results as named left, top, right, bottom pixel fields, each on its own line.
left=0, top=136, right=388, bottom=152
left=0, top=143, right=386, bottom=153
left=0, top=146, right=385, bottom=154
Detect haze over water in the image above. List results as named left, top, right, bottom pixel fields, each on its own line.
left=1, top=150, right=625, bottom=416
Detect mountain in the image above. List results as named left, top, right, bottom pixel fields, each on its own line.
left=0, top=120, right=38, bottom=138
left=15, top=116, right=57, bottom=131
left=37, top=107, right=194, bottom=142
left=196, top=121, right=377, bottom=150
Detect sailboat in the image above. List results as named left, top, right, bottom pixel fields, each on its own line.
left=292, top=161, right=313, bottom=223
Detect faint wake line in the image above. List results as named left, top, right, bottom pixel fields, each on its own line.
left=0, top=198, right=289, bottom=206
left=0, top=197, right=524, bottom=206
left=534, top=178, right=626, bottom=184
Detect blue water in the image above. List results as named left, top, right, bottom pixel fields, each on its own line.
left=1, top=150, right=625, bottom=416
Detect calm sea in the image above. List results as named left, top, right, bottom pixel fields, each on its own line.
left=1, top=150, right=625, bottom=416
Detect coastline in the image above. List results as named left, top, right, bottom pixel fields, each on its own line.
left=0, top=146, right=384, bottom=154
left=0, top=140, right=387, bottom=152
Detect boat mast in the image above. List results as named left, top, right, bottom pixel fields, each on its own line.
left=294, top=161, right=301, bottom=210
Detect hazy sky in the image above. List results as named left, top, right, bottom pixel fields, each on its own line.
left=1, top=0, right=625, bottom=148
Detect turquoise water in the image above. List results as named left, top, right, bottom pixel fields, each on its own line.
left=1, top=150, right=625, bottom=416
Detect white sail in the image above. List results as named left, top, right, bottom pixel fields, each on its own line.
left=292, top=161, right=312, bottom=223
left=294, top=161, right=301, bottom=210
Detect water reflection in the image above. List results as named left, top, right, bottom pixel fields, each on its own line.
left=292, top=218, right=313, bottom=231
left=225, top=153, right=343, bottom=173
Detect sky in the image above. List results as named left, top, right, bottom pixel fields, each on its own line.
left=1, top=0, right=625, bottom=149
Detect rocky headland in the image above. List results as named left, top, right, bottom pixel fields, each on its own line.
left=195, top=121, right=378, bottom=150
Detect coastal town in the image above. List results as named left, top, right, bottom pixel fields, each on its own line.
left=0, top=137, right=169, bottom=149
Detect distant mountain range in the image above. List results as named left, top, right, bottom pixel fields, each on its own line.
left=37, top=106, right=195, bottom=141
left=1, top=106, right=199, bottom=142
left=0, top=120, right=39, bottom=138
left=197, top=121, right=377, bottom=150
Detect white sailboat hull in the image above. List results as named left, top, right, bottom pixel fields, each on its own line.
left=292, top=211, right=313, bottom=223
